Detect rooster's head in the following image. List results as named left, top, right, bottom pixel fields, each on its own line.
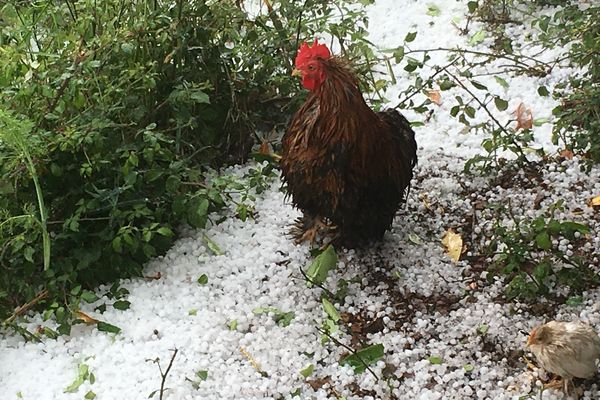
left=293, top=39, right=331, bottom=91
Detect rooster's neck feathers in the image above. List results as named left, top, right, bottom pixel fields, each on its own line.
left=311, top=57, right=379, bottom=126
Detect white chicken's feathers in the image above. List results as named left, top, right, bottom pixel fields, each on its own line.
left=528, top=321, right=600, bottom=380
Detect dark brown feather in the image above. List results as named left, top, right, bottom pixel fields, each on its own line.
left=281, top=57, right=417, bottom=247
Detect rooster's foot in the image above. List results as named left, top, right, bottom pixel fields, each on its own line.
left=292, top=216, right=330, bottom=245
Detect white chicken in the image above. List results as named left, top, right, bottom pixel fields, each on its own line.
left=527, top=320, right=600, bottom=397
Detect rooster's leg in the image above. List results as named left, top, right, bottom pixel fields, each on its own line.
left=292, top=215, right=329, bottom=244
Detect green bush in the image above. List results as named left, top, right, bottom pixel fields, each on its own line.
left=549, top=5, right=600, bottom=165
left=0, top=0, right=379, bottom=330
left=486, top=201, right=596, bottom=300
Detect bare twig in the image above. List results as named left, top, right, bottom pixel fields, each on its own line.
left=315, top=325, right=380, bottom=381
left=3, top=289, right=49, bottom=326
left=442, top=66, right=529, bottom=162
left=297, top=267, right=336, bottom=299
left=148, top=348, right=178, bottom=400
left=396, top=59, right=459, bottom=109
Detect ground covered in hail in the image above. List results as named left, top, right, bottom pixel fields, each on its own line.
left=1, top=1, right=599, bottom=400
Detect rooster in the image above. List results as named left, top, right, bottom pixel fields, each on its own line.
left=281, top=39, right=417, bottom=247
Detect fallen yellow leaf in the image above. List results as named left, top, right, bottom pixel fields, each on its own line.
left=74, top=310, right=99, bottom=325
left=590, top=195, right=600, bottom=207
left=442, top=229, right=463, bottom=262
left=426, top=90, right=442, bottom=106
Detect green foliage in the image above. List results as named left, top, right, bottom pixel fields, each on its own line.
left=486, top=201, right=596, bottom=299
left=549, top=5, right=600, bottom=165
left=340, top=343, right=384, bottom=374
left=305, top=245, right=338, bottom=286
left=0, top=0, right=379, bottom=330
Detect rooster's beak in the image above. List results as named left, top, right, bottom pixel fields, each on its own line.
left=291, top=68, right=302, bottom=77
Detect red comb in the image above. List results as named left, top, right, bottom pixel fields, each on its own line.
left=295, top=39, right=331, bottom=67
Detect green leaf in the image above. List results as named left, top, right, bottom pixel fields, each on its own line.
left=565, top=296, right=583, bottom=306
left=196, top=370, right=208, bottom=381
left=494, top=76, right=509, bottom=88
left=560, top=222, right=590, bottom=238
left=537, top=86, right=549, bottom=97
left=469, top=30, right=486, bottom=45
left=188, top=309, right=198, bottom=316
left=428, top=356, right=443, bottom=365
left=305, top=245, right=338, bottom=286
left=477, top=324, right=489, bottom=335
left=228, top=319, right=238, bottom=330
left=85, top=391, right=97, bottom=399
left=465, top=106, right=476, bottom=118
left=197, top=274, right=208, bottom=285
left=405, top=32, right=417, bottom=43
left=535, top=231, right=552, bottom=250
left=121, top=42, right=135, bottom=54
left=253, top=307, right=280, bottom=315
left=300, top=364, right=314, bottom=378
left=322, top=298, right=340, bottom=322
left=275, top=311, right=295, bottom=327
left=156, top=227, right=174, bottom=237
left=340, top=344, right=384, bottom=374
left=203, top=234, right=223, bottom=255
left=463, top=364, right=474, bottom=372
left=467, top=1, right=478, bottom=13
left=97, top=321, right=121, bottom=334
left=494, top=97, right=509, bottom=111
left=189, top=90, right=210, bottom=104
left=450, top=105, right=460, bottom=117
left=81, top=291, right=99, bottom=303
left=471, top=80, right=487, bottom=90
left=393, top=47, right=405, bottom=63
left=113, top=300, right=131, bottom=310
left=24, top=246, right=34, bottom=262
left=64, top=376, right=85, bottom=393
left=482, top=139, right=494, bottom=153
left=533, top=261, right=551, bottom=282
left=408, top=233, right=421, bottom=244
left=426, top=4, right=441, bottom=16
left=64, top=364, right=89, bottom=393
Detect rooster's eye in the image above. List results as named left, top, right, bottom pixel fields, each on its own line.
left=307, top=65, right=316, bottom=71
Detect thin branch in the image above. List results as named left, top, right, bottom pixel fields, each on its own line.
left=403, top=47, right=552, bottom=70
left=396, top=59, right=458, bottom=109
left=441, top=66, right=529, bottom=162
left=297, top=266, right=336, bottom=299
left=148, top=348, right=178, bottom=400
left=3, top=289, right=49, bottom=326
left=315, top=325, right=380, bottom=381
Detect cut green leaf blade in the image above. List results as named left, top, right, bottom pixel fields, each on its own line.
left=340, top=343, right=384, bottom=374
left=321, top=298, right=340, bottom=322
left=305, top=245, right=338, bottom=286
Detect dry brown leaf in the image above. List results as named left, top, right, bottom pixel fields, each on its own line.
left=590, top=195, right=600, bottom=208
left=559, top=149, right=574, bottom=159
left=426, top=90, right=442, bottom=106
left=514, top=103, right=533, bottom=130
left=74, top=310, right=99, bottom=325
left=259, top=139, right=271, bottom=155
left=419, top=193, right=435, bottom=212
left=442, top=229, right=463, bottom=262
left=144, top=272, right=162, bottom=280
